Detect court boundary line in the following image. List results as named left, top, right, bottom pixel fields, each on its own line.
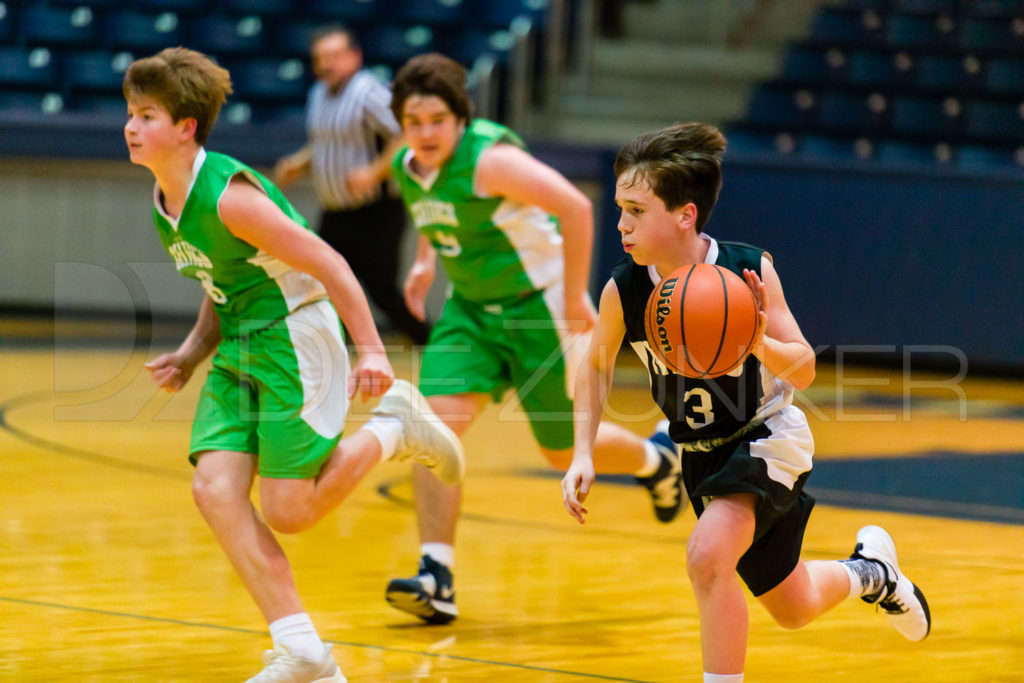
left=0, top=596, right=654, bottom=682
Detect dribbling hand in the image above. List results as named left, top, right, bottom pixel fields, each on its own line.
left=561, top=458, right=595, bottom=524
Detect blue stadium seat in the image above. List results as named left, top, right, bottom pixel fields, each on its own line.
left=274, top=19, right=319, bottom=59
left=103, top=9, right=183, bottom=53
left=62, top=50, right=133, bottom=95
left=847, top=50, right=915, bottom=89
left=0, top=89, right=65, bottom=116
left=188, top=14, right=267, bottom=58
left=70, top=93, right=129, bottom=118
left=220, top=0, right=295, bottom=16
left=136, top=0, right=210, bottom=15
left=810, top=7, right=884, bottom=47
left=884, top=12, right=957, bottom=50
left=984, top=58, right=1024, bottom=97
left=798, top=133, right=868, bottom=162
left=816, top=90, right=889, bottom=136
left=228, top=57, right=309, bottom=102
left=894, top=0, right=956, bottom=14
left=0, top=46, right=58, bottom=89
left=965, top=100, right=1024, bottom=144
left=50, top=0, right=121, bottom=7
left=723, top=128, right=792, bottom=156
left=780, top=44, right=847, bottom=86
left=890, top=95, right=963, bottom=139
left=915, top=54, right=985, bottom=94
left=360, top=23, right=435, bottom=69
left=20, top=4, right=98, bottom=47
left=875, top=139, right=949, bottom=165
left=963, top=0, right=1024, bottom=18
left=392, top=0, right=469, bottom=28
left=439, top=27, right=515, bottom=67
left=959, top=17, right=1010, bottom=53
left=304, top=0, right=388, bottom=26
left=474, top=0, right=548, bottom=30
left=0, top=2, right=14, bottom=45
left=956, top=144, right=1021, bottom=170
left=744, top=86, right=817, bottom=130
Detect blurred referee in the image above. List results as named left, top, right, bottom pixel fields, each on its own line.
left=276, top=25, right=430, bottom=346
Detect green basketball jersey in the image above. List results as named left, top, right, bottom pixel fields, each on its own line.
left=391, top=119, right=563, bottom=303
left=150, top=149, right=328, bottom=337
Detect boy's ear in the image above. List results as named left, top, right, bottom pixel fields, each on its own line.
left=177, top=117, right=198, bottom=141
left=677, top=202, right=698, bottom=231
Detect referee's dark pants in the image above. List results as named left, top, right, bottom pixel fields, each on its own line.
left=319, top=196, right=431, bottom=346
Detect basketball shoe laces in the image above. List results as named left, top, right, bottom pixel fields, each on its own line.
left=863, top=560, right=904, bottom=616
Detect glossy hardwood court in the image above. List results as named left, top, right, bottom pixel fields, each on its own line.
left=1, top=338, right=1022, bottom=682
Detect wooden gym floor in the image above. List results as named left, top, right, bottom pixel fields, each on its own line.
left=1, top=325, right=1022, bottom=681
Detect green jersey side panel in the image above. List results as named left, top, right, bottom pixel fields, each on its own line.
left=392, top=119, right=564, bottom=303
left=151, top=150, right=327, bottom=337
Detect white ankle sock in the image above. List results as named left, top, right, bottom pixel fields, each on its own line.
left=634, top=441, right=662, bottom=478
left=421, top=542, right=454, bottom=568
left=838, top=558, right=887, bottom=600
left=704, top=673, right=743, bottom=682
left=364, top=416, right=403, bottom=461
left=268, top=612, right=323, bottom=661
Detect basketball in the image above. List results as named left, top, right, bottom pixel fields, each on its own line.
left=644, top=264, right=760, bottom=378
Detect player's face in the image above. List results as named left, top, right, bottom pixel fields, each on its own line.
left=400, top=95, right=464, bottom=172
left=614, top=172, right=683, bottom=266
left=312, top=33, right=361, bottom=91
left=124, top=95, right=189, bottom=169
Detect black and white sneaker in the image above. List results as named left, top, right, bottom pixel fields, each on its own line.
left=851, top=525, right=932, bottom=641
left=636, top=421, right=685, bottom=523
left=385, top=555, right=457, bottom=625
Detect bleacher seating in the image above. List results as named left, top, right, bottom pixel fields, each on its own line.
left=729, top=0, right=1024, bottom=170
left=0, top=0, right=555, bottom=153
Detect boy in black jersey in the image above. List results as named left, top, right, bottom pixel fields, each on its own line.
left=561, top=123, right=930, bottom=682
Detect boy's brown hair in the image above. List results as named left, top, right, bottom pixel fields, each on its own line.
left=390, top=52, right=473, bottom=125
left=614, top=122, right=727, bottom=234
left=123, top=47, right=233, bottom=146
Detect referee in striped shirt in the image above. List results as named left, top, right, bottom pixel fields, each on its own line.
left=275, top=25, right=430, bottom=345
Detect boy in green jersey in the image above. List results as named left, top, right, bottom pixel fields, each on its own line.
left=123, top=48, right=465, bottom=683
left=383, top=53, right=686, bottom=624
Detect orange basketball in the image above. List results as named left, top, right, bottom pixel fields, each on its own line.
left=645, top=263, right=760, bottom=378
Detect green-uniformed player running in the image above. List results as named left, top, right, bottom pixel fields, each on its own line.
left=382, top=53, right=686, bottom=625
left=123, top=47, right=464, bottom=683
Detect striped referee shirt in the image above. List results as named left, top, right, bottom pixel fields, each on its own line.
left=306, top=69, right=401, bottom=210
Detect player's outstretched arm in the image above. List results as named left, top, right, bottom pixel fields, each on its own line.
left=562, top=280, right=628, bottom=524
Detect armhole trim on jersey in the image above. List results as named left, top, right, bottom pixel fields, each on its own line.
left=216, top=170, right=268, bottom=223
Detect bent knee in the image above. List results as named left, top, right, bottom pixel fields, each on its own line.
left=765, top=605, right=814, bottom=630
left=192, top=470, right=243, bottom=513
left=260, top=497, right=315, bottom=535
left=686, top=538, right=740, bottom=590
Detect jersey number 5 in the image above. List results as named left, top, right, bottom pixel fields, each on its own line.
left=197, top=270, right=228, bottom=304
left=434, top=231, right=462, bottom=257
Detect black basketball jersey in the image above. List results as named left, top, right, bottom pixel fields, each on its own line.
left=612, top=238, right=768, bottom=446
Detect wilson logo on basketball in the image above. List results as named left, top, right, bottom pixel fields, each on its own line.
left=653, top=277, right=677, bottom=355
